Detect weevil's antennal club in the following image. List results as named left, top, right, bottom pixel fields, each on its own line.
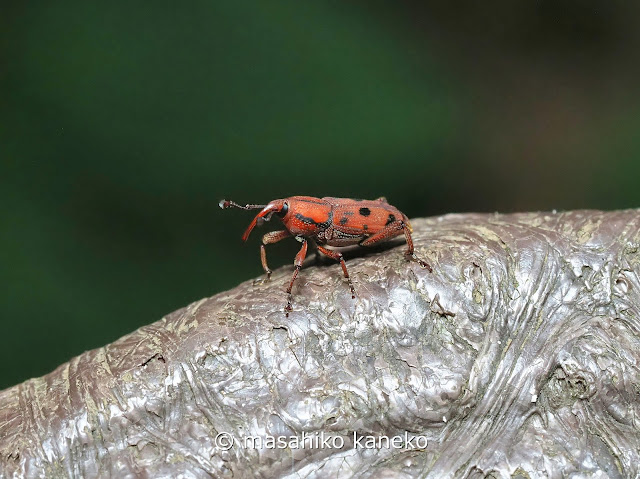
left=219, top=199, right=267, bottom=211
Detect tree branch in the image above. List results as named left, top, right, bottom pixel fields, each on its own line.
left=2, top=210, right=640, bottom=478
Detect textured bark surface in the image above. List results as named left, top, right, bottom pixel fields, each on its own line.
left=2, top=210, right=640, bottom=478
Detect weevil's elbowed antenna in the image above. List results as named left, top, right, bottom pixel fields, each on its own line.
left=219, top=199, right=267, bottom=211
left=219, top=199, right=286, bottom=241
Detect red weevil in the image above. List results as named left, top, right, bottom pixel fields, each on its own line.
left=220, top=196, right=432, bottom=315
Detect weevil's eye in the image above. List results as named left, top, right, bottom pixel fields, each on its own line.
left=277, top=202, right=289, bottom=218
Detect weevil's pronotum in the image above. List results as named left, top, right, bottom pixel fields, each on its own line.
left=219, top=196, right=432, bottom=315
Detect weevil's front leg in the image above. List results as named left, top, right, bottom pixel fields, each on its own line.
left=401, top=222, right=432, bottom=272
left=316, top=245, right=356, bottom=298
left=285, top=238, right=308, bottom=316
left=260, top=230, right=291, bottom=279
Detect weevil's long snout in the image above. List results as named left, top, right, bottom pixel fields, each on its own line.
left=241, top=200, right=285, bottom=241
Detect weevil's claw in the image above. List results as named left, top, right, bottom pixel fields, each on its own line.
left=420, top=260, right=433, bottom=272
left=347, top=280, right=356, bottom=299
left=405, top=252, right=433, bottom=273
left=285, top=294, right=294, bottom=317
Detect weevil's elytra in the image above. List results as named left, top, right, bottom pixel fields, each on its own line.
left=220, top=196, right=432, bottom=316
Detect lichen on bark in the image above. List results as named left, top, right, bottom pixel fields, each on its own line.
left=1, top=210, right=640, bottom=478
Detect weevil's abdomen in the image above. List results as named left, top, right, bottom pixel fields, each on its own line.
left=323, top=197, right=408, bottom=236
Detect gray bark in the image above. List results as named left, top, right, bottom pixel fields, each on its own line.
left=2, top=210, right=640, bottom=478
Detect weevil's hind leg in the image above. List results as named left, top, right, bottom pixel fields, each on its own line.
left=360, top=222, right=405, bottom=249
left=316, top=245, right=356, bottom=299
left=360, top=221, right=433, bottom=273
left=402, top=223, right=432, bottom=272
left=285, top=239, right=308, bottom=316
left=260, top=230, right=291, bottom=279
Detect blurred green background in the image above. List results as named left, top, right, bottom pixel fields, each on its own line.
left=2, top=1, right=639, bottom=389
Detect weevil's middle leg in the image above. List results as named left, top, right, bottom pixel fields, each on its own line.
left=260, top=230, right=291, bottom=279
left=285, top=239, right=308, bottom=316
left=316, top=245, right=356, bottom=298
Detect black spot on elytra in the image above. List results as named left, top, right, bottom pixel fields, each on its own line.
left=359, top=207, right=371, bottom=217
left=385, top=214, right=396, bottom=226
left=339, top=217, right=349, bottom=225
